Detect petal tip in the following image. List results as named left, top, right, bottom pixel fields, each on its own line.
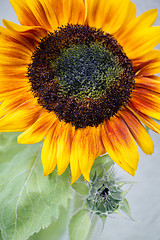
left=43, top=170, right=49, bottom=177
left=17, top=135, right=22, bottom=144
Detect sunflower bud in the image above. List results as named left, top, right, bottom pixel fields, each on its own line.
left=87, top=173, right=123, bottom=215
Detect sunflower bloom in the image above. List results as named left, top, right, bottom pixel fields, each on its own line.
left=0, top=0, right=160, bottom=183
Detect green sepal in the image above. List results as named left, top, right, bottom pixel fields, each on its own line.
left=117, top=181, right=137, bottom=187
left=118, top=198, right=137, bottom=221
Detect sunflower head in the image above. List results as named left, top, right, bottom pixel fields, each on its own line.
left=0, top=0, right=160, bottom=183
left=28, top=24, right=135, bottom=129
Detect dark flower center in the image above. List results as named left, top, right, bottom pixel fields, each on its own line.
left=100, top=187, right=109, bottom=197
left=52, top=43, right=123, bottom=99
left=27, top=24, right=135, bottom=129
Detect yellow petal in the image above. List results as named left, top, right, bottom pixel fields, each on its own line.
left=114, top=1, right=136, bottom=38
left=118, top=9, right=158, bottom=42
left=41, top=122, right=59, bottom=176
left=57, top=122, right=74, bottom=175
left=102, top=0, right=131, bottom=34
left=123, top=26, right=160, bottom=59
left=70, top=132, right=82, bottom=184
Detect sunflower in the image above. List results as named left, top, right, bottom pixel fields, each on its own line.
left=0, top=0, right=160, bottom=183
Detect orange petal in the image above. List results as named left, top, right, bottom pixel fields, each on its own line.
left=51, top=0, right=85, bottom=26
left=101, top=116, right=139, bottom=175
left=0, top=89, right=35, bottom=116
left=85, top=0, right=111, bottom=29
left=85, top=0, right=130, bottom=33
left=0, top=99, right=42, bottom=132
left=76, top=126, right=104, bottom=182
left=120, top=108, right=154, bottom=154
left=102, top=0, right=131, bottom=34
left=0, top=38, right=31, bottom=59
left=9, top=0, right=58, bottom=31
left=0, top=21, right=46, bottom=52
left=0, top=86, right=30, bottom=102
left=18, top=111, right=57, bottom=144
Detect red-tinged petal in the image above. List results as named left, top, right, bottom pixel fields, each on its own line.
left=120, top=108, right=154, bottom=154
left=9, top=0, right=58, bottom=31
left=0, top=22, right=46, bottom=52
left=131, top=88, right=160, bottom=120
left=136, top=57, right=160, bottom=76
left=18, top=111, right=57, bottom=144
left=128, top=105, right=160, bottom=135
left=77, top=125, right=105, bottom=182
left=0, top=99, right=42, bottom=132
left=101, top=116, right=139, bottom=175
left=135, top=76, right=160, bottom=93
left=0, top=90, right=35, bottom=117
left=133, top=49, right=160, bottom=66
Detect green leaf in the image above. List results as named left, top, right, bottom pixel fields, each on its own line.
left=69, top=209, right=91, bottom=240
left=29, top=206, right=69, bottom=240
left=72, top=183, right=89, bottom=196
left=0, top=231, right=3, bottom=240
left=0, top=132, right=72, bottom=240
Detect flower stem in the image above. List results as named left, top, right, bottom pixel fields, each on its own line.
left=87, top=215, right=102, bottom=240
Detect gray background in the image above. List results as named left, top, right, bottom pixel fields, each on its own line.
left=0, top=0, right=160, bottom=239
